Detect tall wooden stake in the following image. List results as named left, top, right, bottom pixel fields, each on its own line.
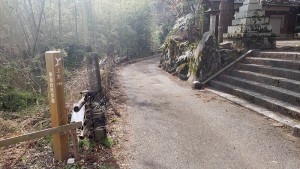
left=45, top=51, right=69, bottom=161
left=87, top=52, right=102, bottom=94
left=70, top=129, right=80, bottom=160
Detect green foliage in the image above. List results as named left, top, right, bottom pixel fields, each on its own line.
left=169, top=39, right=178, bottom=58
left=21, top=155, right=27, bottom=163
left=0, top=88, right=41, bottom=112
left=101, top=136, right=114, bottom=148
left=0, top=0, right=208, bottom=113
left=188, top=50, right=203, bottom=77
left=167, top=28, right=179, bottom=37
left=62, top=44, right=86, bottom=70
left=178, top=63, right=188, bottom=74
left=43, top=135, right=52, bottom=146
left=65, top=164, right=80, bottom=169
left=82, top=0, right=154, bottom=58
left=159, top=0, right=207, bottom=79
left=79, top=138, right=95, bottom=149
left=110, top=118, right=118, bottom=123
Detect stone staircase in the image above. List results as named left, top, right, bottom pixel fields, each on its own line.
left=208, top=51, right=300, bottom=128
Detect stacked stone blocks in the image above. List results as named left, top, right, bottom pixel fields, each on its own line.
left=224, top=0, right=275, bottom=49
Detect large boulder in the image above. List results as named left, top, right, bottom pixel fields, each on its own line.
left=188, top=31, right=221, bottom=82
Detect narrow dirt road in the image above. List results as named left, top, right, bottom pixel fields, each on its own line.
left=120, top=56, right=300, bottom=169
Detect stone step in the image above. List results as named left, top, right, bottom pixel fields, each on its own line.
left=234, top=10, right=265, bottom=19
left=244, top=57, right=300, bottom=70
left=253, top=51, right=300, bottom=61
left=232, top=17, right=269, bottom=26
left=207, top=88, right=300, bottom=137
left=218, top=75, right=300, bottom=105
left=228, top=25, right=272, bottom=34
left=209, top=80, right=300, bottom=121
left=239, top=4, right=263, bottom=12
left=243, top=0, right=260, bottom=5
left=224, top=33, right=273, bottom=38
left=238, top=64, right=300, bottom=81
left=230, top=70, right=300, bottom=93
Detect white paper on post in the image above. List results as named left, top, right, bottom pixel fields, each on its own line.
left=71, top=106, right=85, bottom=125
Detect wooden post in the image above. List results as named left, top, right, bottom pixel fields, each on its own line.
left=45, top=51, right=69, bottom=161
left=0, top=122, right=82, bottom=147
left=86, top=52, right=107, bottom=142
left=86, top=52, right=102, bottom=94
left=70, top=129, right=80, bottom=160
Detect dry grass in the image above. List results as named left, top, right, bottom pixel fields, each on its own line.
left=0, top=57, right=130, bottom=169
left=0, top=117, right=17, bottom=137
left=105, top=66, right=130, bottom=169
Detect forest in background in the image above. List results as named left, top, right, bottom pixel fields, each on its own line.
left=0, top=0, right=154, bottom=111
left=0, top=0, right=201, bottom=112
left=0, top=0, right=202, bottom=112
left=0, top=0, right=204, bottom=167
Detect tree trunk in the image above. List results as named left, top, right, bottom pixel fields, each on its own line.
left=58, top=0, right=62, bottom=45
left=32, top=0, right=46, bottom=53
left=73, top=0, right=79, bottom=44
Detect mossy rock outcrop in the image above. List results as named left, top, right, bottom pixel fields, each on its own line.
left=177, top=63, right=189, bottom=80
left=160, top=37, right=191, bottom=75
left=186, top=32, right=221, bottom=82
left=161, top=32, right=222, bottom=83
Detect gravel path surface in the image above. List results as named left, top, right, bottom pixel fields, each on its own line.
left=120, top=56, right=300, bottom=169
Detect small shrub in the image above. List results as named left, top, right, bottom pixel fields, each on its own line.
left=66, top=164, right=80, bottom=169
left=110, top=118, right=118, bottom=123
left=0, top=89, right=41, bottom=112
left=79, top=138, right=95, bottom=149
left=44, top=135, right=52, bottom=145
left=101, top=136, right=114, bottom=148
